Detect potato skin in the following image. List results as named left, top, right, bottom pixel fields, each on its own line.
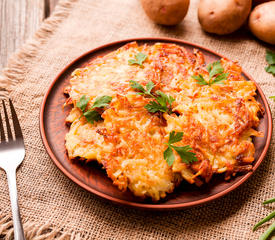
left=140, top=0, right=190, bottom=26
left=249, top=1, right=275, bottom=44
left=198, top=0, right=252, bottom=35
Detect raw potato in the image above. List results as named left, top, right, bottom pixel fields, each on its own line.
left=140, top=0, right=190, bottom=26
left=249, top=1, right=275, bottom=44
left=198, top=0, right=252, bottom=35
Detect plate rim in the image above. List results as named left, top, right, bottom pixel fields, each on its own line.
left=39, top=37, right=273, bottom=210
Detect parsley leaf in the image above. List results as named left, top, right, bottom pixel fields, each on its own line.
left=145, top=91, right=175, bottom=114
left=129, top=80, right=154, bottom=97
left=76, top=95, right=90, bottom=112
left=164, top=147, right=175, bottom=167
left=76, top=95, right=112, bottom=124
left=84, top=110, right=102, bottom=124
left=129, top=81, right=175, bottom=114
left=207, top=61, right=224, bottom=79
left=145, top=100, right=167, bottom=113
left=266, top=50, right=275, bottom=65
left=192, top=60, right=228, bottom=86
left=168, top=131, right=183, bottom=145
left=191, top=74, right=208, bottom=85
left=171, top=145, right=198, bottom=164
left=265, top=50, right=275, bottom=76
left=156, top=91, right=175, bottom=106
left=212, top=72, right=229, bottom=85
left=146, top=81, right=155, bottom=94
left=92, top=96, right=112, bottom=108
left=128, top=52, right=148, bottom=67
left=154, top=92, right=170, bottom=111
left=265, top=65, right=275, bottom=76
left=130, top=80, right=146, bottom=92
left=163, top=131, right=198, bottom=166
left=269, top=96, right=275, bottom=102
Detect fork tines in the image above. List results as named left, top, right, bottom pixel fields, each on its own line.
left=0, top=99, right=23, bottom=143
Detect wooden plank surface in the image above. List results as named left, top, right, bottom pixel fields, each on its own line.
left=0, top=0, right=59, bottom=70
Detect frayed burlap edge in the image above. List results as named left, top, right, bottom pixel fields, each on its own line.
left=0, top=215, right=82, bottom=240
left=0, top=0, right=77, bottom=98
left=0, top=0, right=86, bottom=239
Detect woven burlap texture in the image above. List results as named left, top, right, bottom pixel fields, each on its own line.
left=0, top=0, right=274, bottom=239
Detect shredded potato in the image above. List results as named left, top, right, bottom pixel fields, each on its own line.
left=64, top=42, right=263, bottom=201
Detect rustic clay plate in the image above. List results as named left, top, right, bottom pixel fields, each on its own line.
left=40, top=37, right=273, bottom=210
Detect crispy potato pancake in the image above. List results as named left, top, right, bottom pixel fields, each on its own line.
left=64, top=42, right=263, bottom=201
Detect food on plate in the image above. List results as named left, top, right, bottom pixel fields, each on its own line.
left=140, top=0, right=190, bottom=26
left=64, top=42, right=263, bottom=201
left=198, top=0, right=252, bottom=35
left=249, top=1, right=275, bottom=44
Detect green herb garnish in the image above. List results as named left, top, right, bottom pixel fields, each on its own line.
left=130, top=80, right=154, bottom=97
left=192, top=60, right=228, bottom=86
left=77, top=95, right=112, bottom=124
left=265, top=50, right=275, bottom=76
left=265, top=50, right=275, bottom=99
left=83, top=110, right=102, bottom=124
left=207, top=61, right=224, bottom=78
left=76, top=95, right=90, bottom=112
left=128, top=52, right=147, bottom=67
left=164, top=131, right=198, bottom=166
left=253, top=197, right=275, bottom=240
left=192, top=74, right=209, bottom=85
left=145, top=91, right=175, bottom=114
left=265, top=65, right=275, bottom=76
left=92, top=95, right=112, bottom=108
left=130, top=80, right=175, bottom=114
left=266, top=50, right=275, bottom=65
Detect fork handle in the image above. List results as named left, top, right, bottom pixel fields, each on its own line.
left=6, top=169, right=26, bottom=240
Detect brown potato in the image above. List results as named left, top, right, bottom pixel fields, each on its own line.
left=249, top=1, right=275, bottom=44
left=198, top=0, right=252, bottom=35
left=140, top=0, right=190, bottom=26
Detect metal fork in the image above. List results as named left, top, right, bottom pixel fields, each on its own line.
left=0, top=99, right=25, bottom=240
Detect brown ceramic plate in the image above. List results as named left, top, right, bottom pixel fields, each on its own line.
left=40, top=37, right=273, bottom=210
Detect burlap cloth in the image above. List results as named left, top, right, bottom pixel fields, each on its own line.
left=0, top=0, right=274, bottom=239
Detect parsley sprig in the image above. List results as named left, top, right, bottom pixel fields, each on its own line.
left=265, top=50, right=275, bottom=76
left=265, top=50, right=275, bottom=101
left=76, top=95, right=112, bottom=124
left=192, top=60, right=228, bottom=86
left=145, top=91, right=175, bottom=114
left=128, top=52, right=147, bottom=67
left=130, top=80, right=154, bottom=98
left=130, top=80, right=175, bottom=114
left=164, top=131, right=198, bottom=166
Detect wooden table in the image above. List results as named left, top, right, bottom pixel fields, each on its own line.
left=0, top=0, right=59, bottom=70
